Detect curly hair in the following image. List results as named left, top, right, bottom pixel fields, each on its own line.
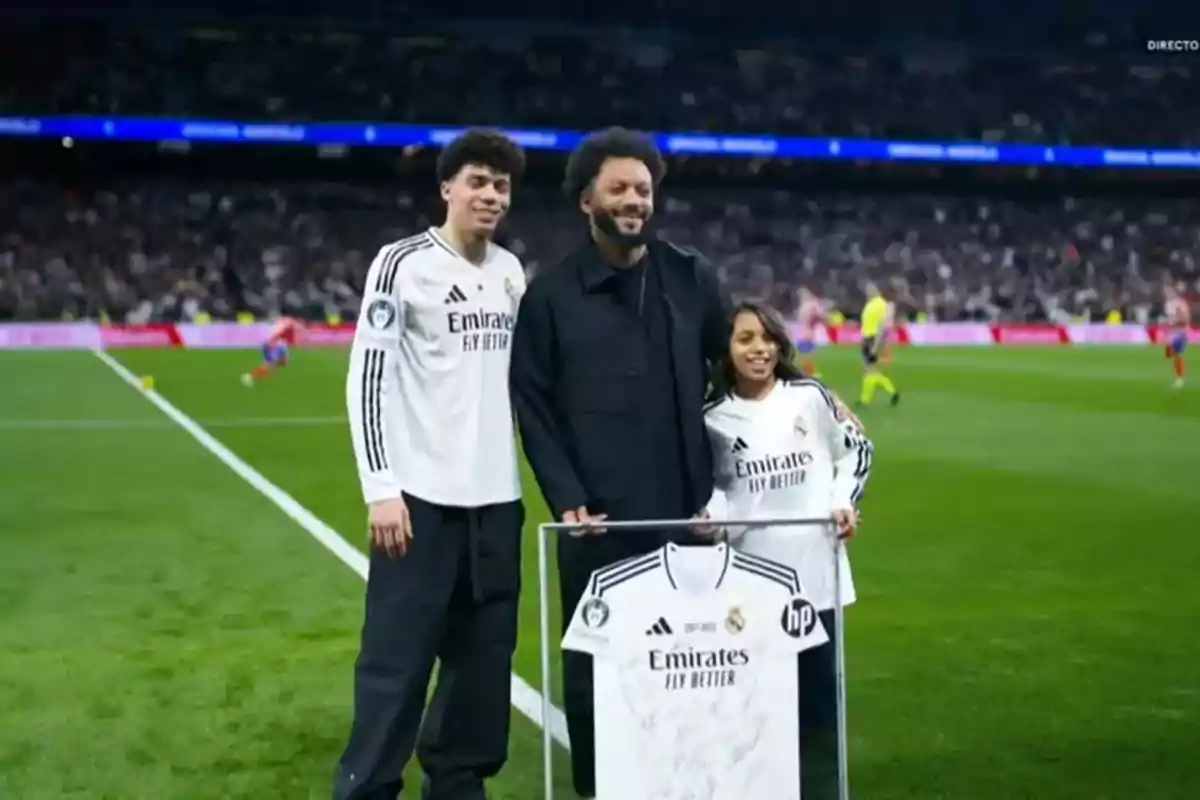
left=435, top=129, right=526, bottom=184
left=562, top=127, right=667, bottom=200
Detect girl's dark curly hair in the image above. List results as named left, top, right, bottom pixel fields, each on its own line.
left=706, top=299, right=803, bottom=403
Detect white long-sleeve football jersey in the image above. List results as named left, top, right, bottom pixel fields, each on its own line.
left=562, top=542, right=828, bottom=800
left=345, top=228, right=526, bottom=508
left=703, top=378, right=874, bottom=610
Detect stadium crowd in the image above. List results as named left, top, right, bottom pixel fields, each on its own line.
left=1, top=16, right=1196, bottom=146
left=1, top=6, right=1196, bottom=326
left=1, top=179, right=1194, bottom=325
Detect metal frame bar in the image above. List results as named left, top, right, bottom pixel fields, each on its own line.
left=536, top=516, right=850, bottom=800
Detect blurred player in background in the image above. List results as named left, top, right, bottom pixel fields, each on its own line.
left=1164, top=282, right=1190, bottom=389
left=858, top=283, right=900, bottom=408
left=241, top=315, right=301, bottom=386
left=879, top=296, right=897, bottom=365
left=794, top=286, right=825, bottom=376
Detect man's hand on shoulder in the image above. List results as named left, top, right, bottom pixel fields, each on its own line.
left=829, top=391, right=865, bottom=432
left=368, top=496, right=413, bottom=557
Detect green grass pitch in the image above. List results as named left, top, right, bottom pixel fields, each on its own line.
left=1, top=345, right=1198, bottom=800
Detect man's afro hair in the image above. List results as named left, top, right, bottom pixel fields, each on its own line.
left=562, top=127, right=667, bottom=200
left=436, top=129, right=526, bottom=184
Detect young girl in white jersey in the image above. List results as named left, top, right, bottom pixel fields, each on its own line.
left=701, top=299, right=874, bottom=800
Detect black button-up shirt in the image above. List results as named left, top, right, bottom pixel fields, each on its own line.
left=608, top=255, right=689, bottom=520
left=510, top=238, right=732, bottom=529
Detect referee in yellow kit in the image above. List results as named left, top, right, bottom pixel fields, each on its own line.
left=858, top=283, right=901, bottom=407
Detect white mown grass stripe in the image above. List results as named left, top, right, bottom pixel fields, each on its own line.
left=90, top=348, right=570, bottom=749
left=0, top=416, right=347, bottom=430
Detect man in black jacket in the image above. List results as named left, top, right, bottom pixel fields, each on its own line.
left=509, top=127, right=731, bottom=799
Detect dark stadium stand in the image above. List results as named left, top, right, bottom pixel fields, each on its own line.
left=1, top=20, right=1196, bottom=145
left=0, top=5, right=1197, bottom=324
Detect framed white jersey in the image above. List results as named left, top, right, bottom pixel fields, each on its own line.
left=703, top=378, right=873, bottom=610
left=562, top=542, right=828, bottom=800
left=346, top=228, right=527, bottom=507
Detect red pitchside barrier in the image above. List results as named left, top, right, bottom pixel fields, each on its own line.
left=0, top=321, right=1196, bottom=349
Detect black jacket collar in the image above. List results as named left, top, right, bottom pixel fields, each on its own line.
left=575, top=237, right=651, bottom=292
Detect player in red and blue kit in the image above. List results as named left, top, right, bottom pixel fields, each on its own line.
left=242, top=316, right=302, bottom=386
left=793, top=287, right=826, bottom=377
left=1164, top=284, right=1190, bottom=389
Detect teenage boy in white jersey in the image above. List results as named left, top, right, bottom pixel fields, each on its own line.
left=334, top=130, right=528, bottom=800
left=702, top=299, right=874, bottom=800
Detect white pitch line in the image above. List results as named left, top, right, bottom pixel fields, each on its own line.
left=0, top=416, right=347, bottom=430
left=90, top=348, right=570, bottom=750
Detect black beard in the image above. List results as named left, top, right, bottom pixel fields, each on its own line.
left=591, top=208, right=654, bottom=247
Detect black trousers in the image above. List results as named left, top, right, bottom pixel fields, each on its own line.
left=332, top=492, right=524, bottom=800
left=557, top=530, right=665, bottom=798
left=799, top=608, right=841, bottom=800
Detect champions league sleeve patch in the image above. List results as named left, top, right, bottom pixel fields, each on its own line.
left=582, top=598, right=611, bottom=629
left=366, top=298, right=398, bottom=330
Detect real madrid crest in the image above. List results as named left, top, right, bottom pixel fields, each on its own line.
left=793, top=413, right=808, bottom=438
left=503, top=277, right=517, bottom=298
left=725, top=606, right=746, bottom=635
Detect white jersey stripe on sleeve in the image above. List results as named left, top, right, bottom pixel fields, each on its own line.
left=372, top=240, right=405, bottom=293
left=849, top=432, right=874, bottom=504
left=361, top=348, right=388, bottom=472
left=384, top=241, right=432, bottom=294
left=374, top=234, right=431, bottom=294
left=370, top=349, right=389, bottom=472
left=733, top=550, right=802, bottom=582
left=597, top=559, right=663, bottom=597
left=731, top=560, right=801, bottom=594
left=358, top=348, right=375, bottom=471
left=588, top=551, right=661, bottom=592
left=732, top=552, right=802, bottom=594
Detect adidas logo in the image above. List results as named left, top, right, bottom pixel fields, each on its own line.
left=645, top=617, right=673, bottom=636
left=731, top=437, right=749, bottom=454
left=443, top=284, right=468, bottom=304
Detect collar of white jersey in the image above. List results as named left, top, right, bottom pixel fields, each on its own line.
left=660, top=542, right=732, bottom=593
left=727, top=380, right=785, bottom=409
left=427, top=226, right=492, bottom=267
